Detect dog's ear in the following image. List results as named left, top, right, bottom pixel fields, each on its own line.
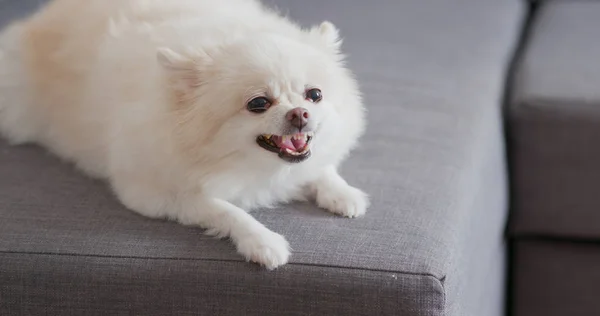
left=157, top=47, right=211, bottom=83
left=157, top=47, right=212, bottom=104
left=157, top=47, right=191, bottom=69
left=311, top=21, right=343, bottom=53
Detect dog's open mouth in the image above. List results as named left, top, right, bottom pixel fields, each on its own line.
left=256, top=132, right=313, bottom=163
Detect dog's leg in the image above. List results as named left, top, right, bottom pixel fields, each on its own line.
left=113, top=178, right=290, bottom=269
left=177, top=196, right=291, bottom=269
left=308, top=166, right=369, bottom=218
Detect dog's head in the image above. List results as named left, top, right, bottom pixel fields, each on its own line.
left=158, top=22, right=365, bottom=169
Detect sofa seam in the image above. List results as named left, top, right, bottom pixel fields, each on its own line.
left=509, top=234, right=600, bottom=245
left=0, top=249, right=444, bottom=280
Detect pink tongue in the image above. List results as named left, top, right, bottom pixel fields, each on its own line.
left=272, top=135, right=306, bottom=151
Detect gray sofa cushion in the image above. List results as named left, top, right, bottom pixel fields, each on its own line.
left=509, top=1, right=600, bottom=239
left=0, top=0, right=525, bottom=315
left=512, top=240, right=600, bottom=316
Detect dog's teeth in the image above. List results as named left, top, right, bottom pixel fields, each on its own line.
left=284, top=148, right=300, bottom=156
left=264, top=134, right=271, bottom=139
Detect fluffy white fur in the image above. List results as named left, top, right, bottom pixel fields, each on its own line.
left=0, top=0, right=368, bottom=269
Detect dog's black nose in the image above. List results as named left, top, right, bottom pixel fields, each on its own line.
left=286, top=107, right=309, bottom=130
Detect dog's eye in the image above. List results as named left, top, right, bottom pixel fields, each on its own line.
left=247, top=97, right=271, bottom=113
left=306, top=88, right=322, bottom=103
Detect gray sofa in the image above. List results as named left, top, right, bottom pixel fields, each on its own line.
left=509, top=1, right=600, bottom=315
left=0, top=0, right=596, bottom=315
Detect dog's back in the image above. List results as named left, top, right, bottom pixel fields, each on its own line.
left=0, top=0, right=130, bottom=175
left=1, top=0, right=234, bottom=175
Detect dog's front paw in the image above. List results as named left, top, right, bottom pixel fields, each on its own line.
left=236, top=229, right=290, bottom=270
left=316, top=183, right=369, bottom=218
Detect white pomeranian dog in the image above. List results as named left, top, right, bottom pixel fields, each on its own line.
left=0, top=0, right=368, bottom=269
